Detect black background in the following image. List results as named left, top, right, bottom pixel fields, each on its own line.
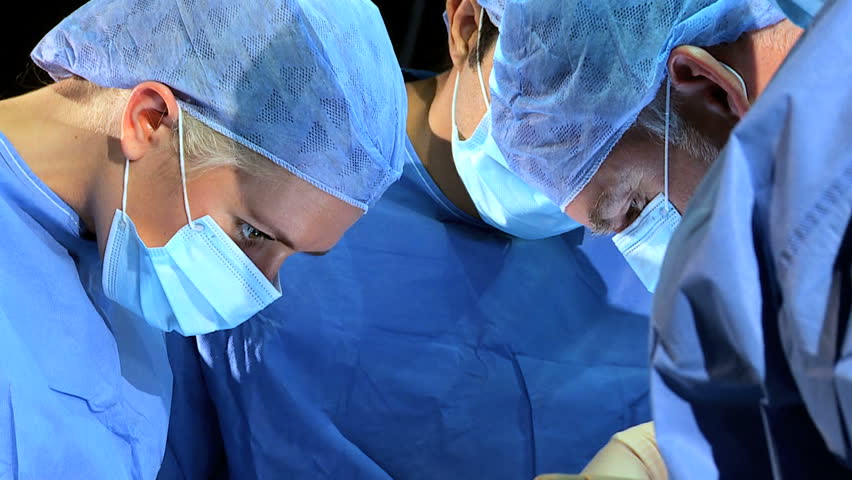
left=0, top=1, right=449, bottom=99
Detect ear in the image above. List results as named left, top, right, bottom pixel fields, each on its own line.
left=120, top=81, right=181, bottom=162
left=446, top=0, right=483, bottom=67
left=668, top=46, right=750, bottom=121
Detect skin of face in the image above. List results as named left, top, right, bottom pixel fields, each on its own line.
left=0, top=80, right=364, bottom=283
left=115, top=82, right=364, bottom=282
left=565, top=21, right=803, bottom=235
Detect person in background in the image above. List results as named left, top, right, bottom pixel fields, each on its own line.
left=490, top=0, right=801, bottom=293
left=159, top=1, right=654, bottom=478
left=492, top=0, right=849, bottom=477
left=0, top=0, right=407, bottom=477
left=650, top=0, right=852, bottom=476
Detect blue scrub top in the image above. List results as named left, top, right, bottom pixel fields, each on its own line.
left=773, top=0, right=825, bottom=26
left=651, top=0, right=852, bottom=477
left=162, top=133, right=654, bottom=478
left=0, top=132, right=172, bottom=479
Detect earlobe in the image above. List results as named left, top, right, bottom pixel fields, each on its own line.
left=667, top=46, right=750, bottom=121
left=120, top=81, right=180, bottom=161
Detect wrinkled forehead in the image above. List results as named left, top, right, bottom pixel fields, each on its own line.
left=587, top=160, right=644, bottom=208
left=586, top=129, right=656, bottom=194
left=567, top=137, right=654, bottom=224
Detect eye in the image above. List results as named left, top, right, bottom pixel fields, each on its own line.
left=623, top=197, right=644, bottom=227
left=236, top=220, right=272, bottom=247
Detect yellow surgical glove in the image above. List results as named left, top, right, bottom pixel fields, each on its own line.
left=535, top=475, right=637, bottom=480
left=533, top=422, right=668, bottom=480
left=582, top=422, right=667, bottom=480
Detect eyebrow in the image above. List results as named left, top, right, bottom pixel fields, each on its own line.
left=589, top=192, right=620, bottom=235
left=244, top=209, right=331, bottom=257
left=589, top=166, right=647, bottom=235
left=269, top=228, right=330, bottom=257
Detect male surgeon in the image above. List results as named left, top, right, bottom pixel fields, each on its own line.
left=491, top=0, right=851, bottom=478
left=650, top=0, right=852, bottom=477
left=491, top=0, right=801, bottom=292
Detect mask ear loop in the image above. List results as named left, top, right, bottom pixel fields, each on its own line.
left=475, top=8, right=490, bottom=109
left=660, top=65, right=744, bottom=215
left=121, top=157, right=130, bottom=221
left=451, top=8, right=490, bottom=141
left=451, top=72, right=461, bottom=136
left=664, top=75, right=671, bottom=213
left=720, top=62, right=749, bottom=101
left=176, top=104, right=199, bottom=231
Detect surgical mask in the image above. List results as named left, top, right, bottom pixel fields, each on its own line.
left=613, top=64, right=747, bottom=292
left=612, top=193, right=681, bottom=292
left=102, top=106, right=282, bottom=336
left=449, top=9, right=580, bottom=240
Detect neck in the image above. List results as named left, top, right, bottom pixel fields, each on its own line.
left=0, top=86, right=119, bottom=234
left=707, top=20, right=804, bottom=101
left=405, top=72, right=480, bottom=219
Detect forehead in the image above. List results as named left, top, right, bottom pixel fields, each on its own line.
left=566, top=134, right=657, bottom=218
left=585, top=128, right=663, bottom=192
left=238, top=169, right=363, bottom=250
left=578, top=152, right=640, bottom=202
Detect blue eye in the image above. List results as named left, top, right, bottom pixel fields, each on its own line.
left=236, top=221, right=271, bottom=246
left=240, top=223, right=262, bottom=240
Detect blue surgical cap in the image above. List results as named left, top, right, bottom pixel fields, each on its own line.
left=479, top=0, right=507, bottom=27
left=490, top=0, right=784, bottom=209
left=32, top=0, right=407, bottom=210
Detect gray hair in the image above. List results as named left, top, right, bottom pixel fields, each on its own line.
left=633, top=83, right=721, bottom=167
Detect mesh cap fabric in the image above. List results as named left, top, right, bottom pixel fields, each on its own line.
left=490, top=0, right=784, bottom=209
left=31, top=0, right=407, bottom=210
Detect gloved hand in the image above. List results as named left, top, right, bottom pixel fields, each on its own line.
left=534, top=422, right=668, bottom=480
left=535, top=475, right=637, bottom=480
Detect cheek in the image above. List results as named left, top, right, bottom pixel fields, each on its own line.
left=243, top=244, right=290, bottom=282
left=480, top=47, right=495, bottom=104
left=199, top=208, right=289, bottom=282
left=125, top=181, right=191, bottom=248
left=564, top=195, right=594, bottom=227
left=186, top=170, right=243, bottom=221
left=672, top=164, right=711, bottom=212
left=454, top=68, right=488, bottom=139
left=456, top=101, right=486, bottom=139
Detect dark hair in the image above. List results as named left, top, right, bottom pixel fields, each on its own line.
left=468, top=12, right=498, bottom=69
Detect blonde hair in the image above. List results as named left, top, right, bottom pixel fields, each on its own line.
left=54, top=77, right=280, bottom=177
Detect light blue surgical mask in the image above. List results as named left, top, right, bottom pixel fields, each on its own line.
left=449, top=9, right=580, bottom=240
left=613, top=64, right=747, bottom=292
left=102, top=106, right=282, bottom=336
left=612, top=193, right=681, bottom=292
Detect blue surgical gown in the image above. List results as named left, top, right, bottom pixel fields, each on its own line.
left=651, top=0, right=852, bottom=477
left=162, top=137, right=654, bottom=478
left=0, top=132, right=172, bottom=479
left=773, top=0, right=825, bottom=27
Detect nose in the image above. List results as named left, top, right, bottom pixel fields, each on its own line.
left=250, top=249, right=290, bottom=283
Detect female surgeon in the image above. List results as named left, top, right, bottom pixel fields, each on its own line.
left=0, top=0, right=407, bottom=477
